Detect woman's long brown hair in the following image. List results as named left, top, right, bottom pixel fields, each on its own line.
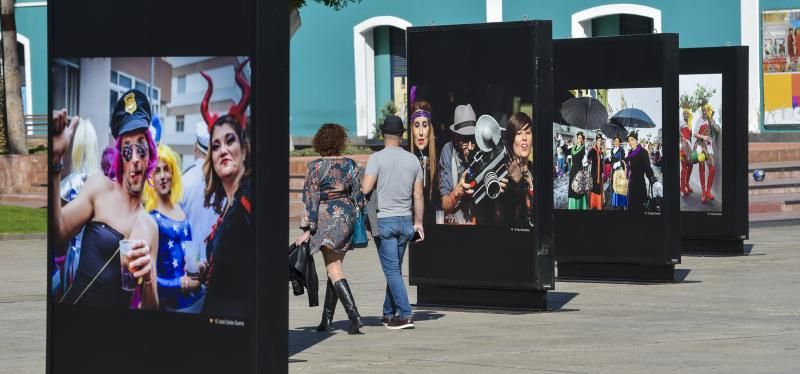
left=203, top=115, right=251, bottom=215
left=409, top=100, right=437, bottom=199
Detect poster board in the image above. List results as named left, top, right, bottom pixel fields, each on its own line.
left=47, top=1, right=288, bottom=373
left=407, top=21, right=554, bottom=309
left=552, top=34, right=680, bottom=280
left=679, top=47, right=749, bottom=253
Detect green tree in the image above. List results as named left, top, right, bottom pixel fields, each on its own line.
left=679, top=92, right=699, bottom=112
left=693, top=84, right=717, bottom=106
left=371, top=100, right=397, bottom=140
left=290, top=0, right=362, bottom=11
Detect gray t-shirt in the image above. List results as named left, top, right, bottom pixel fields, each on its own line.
left=365, top=146, right=423, bottom=218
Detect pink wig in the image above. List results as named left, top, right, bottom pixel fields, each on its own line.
left=101, top=145, right=118, bottom=181
left=111, top=129, right=158, bottom=185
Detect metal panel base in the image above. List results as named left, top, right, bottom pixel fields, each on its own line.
left=681, top=239, right=745, bottom=255
left=415, top=285, right=548, bottom=311
left=557, top=262, right=676, bottom=282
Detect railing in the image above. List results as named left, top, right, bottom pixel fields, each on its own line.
left=25, top=114, right=48, bottom=138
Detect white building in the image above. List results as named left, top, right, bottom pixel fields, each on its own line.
left=163, top=57, right=250, bottom=168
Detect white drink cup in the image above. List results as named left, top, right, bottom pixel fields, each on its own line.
left=435, top=210, right=444, bottom=224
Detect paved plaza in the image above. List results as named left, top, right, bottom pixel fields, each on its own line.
left=1, top=226, right=799, bottom=373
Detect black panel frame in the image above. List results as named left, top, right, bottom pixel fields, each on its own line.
left=47, top=1, right=288, bottom=373
left=552, top=35, right=681, bottom=280
left=406, top=21, right=554, bottom=309
left=679, top=47, right=749, bottom=255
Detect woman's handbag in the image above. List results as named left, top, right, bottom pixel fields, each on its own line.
left=612, top=169, right=629, bottom=195
left=351, top=208, right=368, bottom=248
left=571, top=169, right=593, bottom=194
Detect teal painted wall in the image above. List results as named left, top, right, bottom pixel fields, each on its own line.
left=761, top=0, right=800, bottom=11
left=374, top=26, right=391, bottom=120
left=290, top=0, right=485, bottom=137
left=15, top=6, right=47, bottom=115
left=503, top=0, right=741, bottom=47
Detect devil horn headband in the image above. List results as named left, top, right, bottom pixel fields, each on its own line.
left=200, top=58, right=252, bottom=133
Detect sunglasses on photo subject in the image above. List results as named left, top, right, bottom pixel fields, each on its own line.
left=121, top=142, right=149, bottom=162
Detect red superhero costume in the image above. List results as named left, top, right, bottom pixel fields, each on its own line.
left=695, top=120, right=716, bottom=204
left=679, top=117, right=694, bottom=197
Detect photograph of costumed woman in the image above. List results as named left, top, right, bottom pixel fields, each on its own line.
left=499, top=112, right=535, bottom=227
left=625, top=131, right=658, bottom=214
left=679, top=75, right=722, bottom=212
left=198, top=58, right=255, bottom=318
left=143, top=144, right=205, bottom=313
left=564, top=131, right=588, bottom=210
left=409, top=100, right=439, bottom=221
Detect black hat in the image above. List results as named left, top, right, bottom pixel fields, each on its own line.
left=110, top=89, right=152, bottom=139
left=380, top=115, right=405, bottom=135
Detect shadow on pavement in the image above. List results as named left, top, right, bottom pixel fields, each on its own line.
left=289, top=311, right=446, bottom=356
left=674, top=268, right=691, bottom=282
left=548, top=291, right=579, bottom=311
left=289, top=326, right=333, bottom=357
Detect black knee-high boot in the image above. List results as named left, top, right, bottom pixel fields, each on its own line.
left=316, top=278, right=337, bottom=332
left=333, top=279, right=363, bottom=335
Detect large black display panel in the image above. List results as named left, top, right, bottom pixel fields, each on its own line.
left=47, top=1, right=288, bottom=373
left=552, top=35, right=680, bottom=281
left=407, top=21, right=554, bottom=309
left=679, top=47, right=749, bottom=254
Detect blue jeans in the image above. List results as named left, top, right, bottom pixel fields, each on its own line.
left=375, top=216, right=414, bottom=319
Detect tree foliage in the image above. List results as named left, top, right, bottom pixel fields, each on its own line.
left=679, top=84, right=717, bottom=111
left=291, top=0, right=362, bottom=11
left=371, top=100, right=398, bottom=140
left=693, top=84, right=717, bottom=106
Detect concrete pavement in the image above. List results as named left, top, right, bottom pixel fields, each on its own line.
left=2, top=226, right=799, bottom=373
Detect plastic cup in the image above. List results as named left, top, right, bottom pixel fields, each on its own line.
left=435, top=210, right=444, bottom=224
left=119, top=240, right=138, bottom=292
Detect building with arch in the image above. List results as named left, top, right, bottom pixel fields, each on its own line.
left=290, top=0, right=797, bottom=141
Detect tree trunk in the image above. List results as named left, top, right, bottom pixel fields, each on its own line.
left=1, top=0, right=26, bottom=154
left=0, top=70, right=7, bottom=153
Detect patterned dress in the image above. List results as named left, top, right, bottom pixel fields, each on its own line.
left=300, top=157, right=365, bottom=254
left=151, top=210, right=205, bottom=312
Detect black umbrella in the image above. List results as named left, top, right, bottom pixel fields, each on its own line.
left=610, top=108, right=656, bottom=128
left=559, top=96, right=608, bottom=130
left=601, top=122, right=628, bottom=140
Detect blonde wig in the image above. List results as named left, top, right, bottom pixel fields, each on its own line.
left=143, top=144, right=183, bottom=212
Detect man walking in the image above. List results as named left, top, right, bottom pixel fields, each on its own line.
left=362, top=115, right=424, bottom=330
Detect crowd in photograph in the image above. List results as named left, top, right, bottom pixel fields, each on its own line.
left=50, top=60, right=253, bottom=318
left=554, top=130, right=661, bottom=213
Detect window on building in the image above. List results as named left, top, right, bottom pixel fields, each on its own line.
left=53, top=59, right=80, bottom=115
left=110, top=69, right=161, bottom=116
left=176, top=115, right=185, bottom=133
left=373, top=26, right=408, bottom=122
left=591, top=14, right=654, bottom=37
left=177, top=75, right=186, bottom=94
left=118, top=74, right=132, bottom=89
left=135, top=81, right=147, bottom=94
